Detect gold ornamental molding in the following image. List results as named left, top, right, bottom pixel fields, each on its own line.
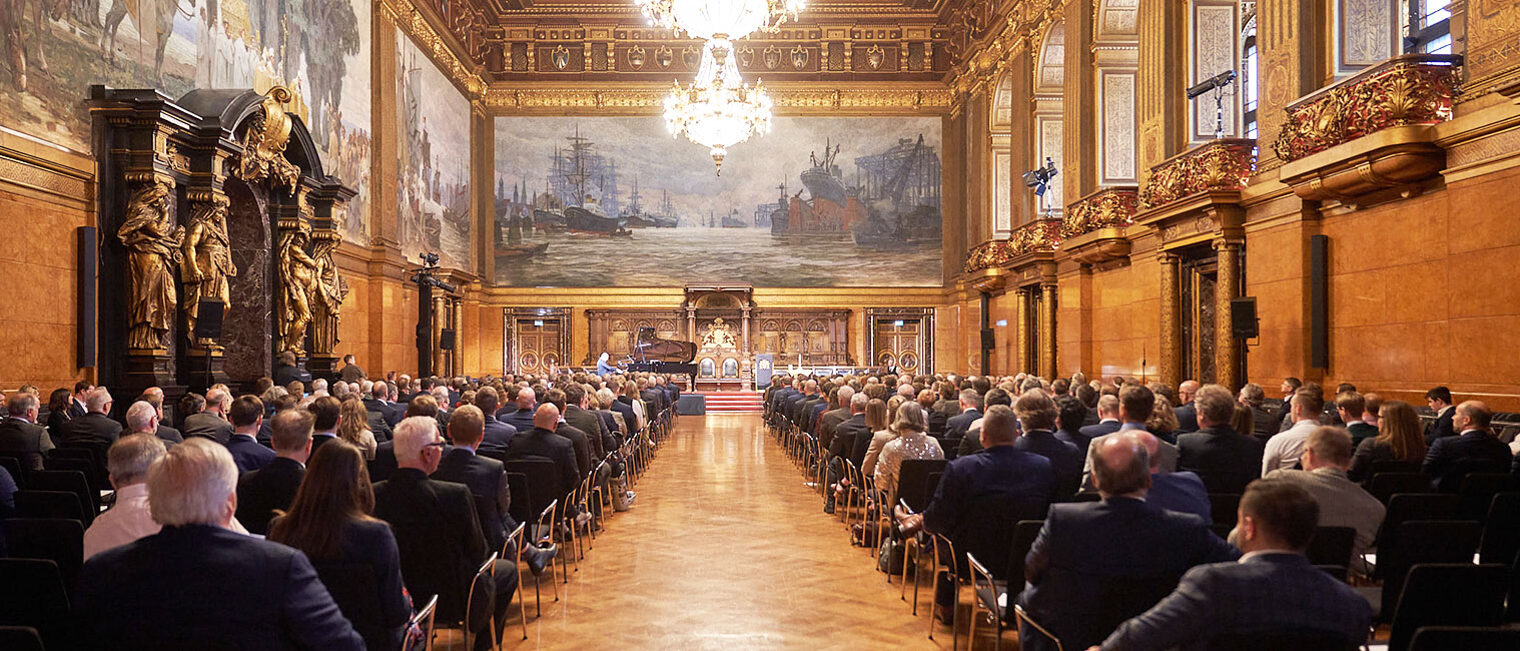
left=1272, top=54, right=1461, bottom=163
left=1138, top=139, right=1257, bottom=210
left=1061, top=186, right=1137, bottom=238
left=481, top=83, right=953, bottom=114
left=961, top=217, right=1062, bottom=274
left=383, top=0, right=487, bottom=98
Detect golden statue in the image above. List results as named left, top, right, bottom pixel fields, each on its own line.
left=117, top=181, right=183, bottom=351
left=277, top=220, right=318, bottom=354
left=181, top=195, right=237, bottom=347
left=700, top=317, right=738, bottom=349
left=308, top=232, right=349, bottom=355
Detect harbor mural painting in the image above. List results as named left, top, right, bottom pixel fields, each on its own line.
left=0, top=0, right=373, bottom=244
left=493, top=117, right=943, bottom=287
left=396, top=30, right=472, bottom=271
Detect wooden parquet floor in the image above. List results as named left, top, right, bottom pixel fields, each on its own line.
left=496, top=414, right=984, bottom=650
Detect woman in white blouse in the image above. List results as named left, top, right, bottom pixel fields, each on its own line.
left=874, top=401, right=944, bottom=501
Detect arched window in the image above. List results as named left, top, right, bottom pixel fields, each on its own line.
left=1034, top=21, right=1065, bottom=216
left=991, top=70, right=1015, bottom=237
left=1242, top=13, right=1259, bottom=139
left=1406, top=0, right=1453, bottom=54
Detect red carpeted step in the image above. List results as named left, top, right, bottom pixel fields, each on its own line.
left=698, top=391, right=764, bottom=413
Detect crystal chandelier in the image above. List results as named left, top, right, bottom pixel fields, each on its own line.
left=664, top=38, right=774, bottom=175
left=636, top=0, right=804, bottom=40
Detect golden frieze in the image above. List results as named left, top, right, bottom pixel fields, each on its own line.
left=234, top=87, right=300, bottom=192
left=1272, top=54, right=1461, bottom=163
left=1139, top=139, right=1257, bottom=210
left=480, top=86, right=952, bottom=111
left=1009, top=217, right=1062, bottom=256
left=381, top=0, right=486, bottom=98
left=963, top=239, right=1015, bottom=274
left=1062, top=186, right=1138, bottom=238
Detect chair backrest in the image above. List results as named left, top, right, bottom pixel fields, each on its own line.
left=1408, top=626, right=1520, bottom=651
left=403, top=594, right=438, bottom=651
left=13, top=490, right=86, bottom=523
left=504, top=459, right=562, bottom=516
left=1458, top=473, right=1515, bottom=522
left=0, top=559, right=70, bottom=647
left=25, top=470, right=96, bottom=524
left=1304, top=526, right=1357, bottom=568
left=1004, top=519, right=1044, bottom=592
left=1380, top=521, right=1484, bottom=621
left=1389, top=564, right=1510, bottom=651
left=1208, top=493, right=1242, bottom=527
left=505, top=472, right=533, bottom=527
left=1, top=519, right=84, bottom=596
left=1370, top=473, right=1436, bottom=504
left=0, top=627, right=45, bottom=651
left=1478, top=492, right=1519, bottom=566
left=894, top=459, right=948, bottom=512
left=1377, top=493, right=1460, bottom=552
left=1070, top=573, right=1182, bottom=650
left=956, top=494, right=1049, bottom=582
left=0, top=456, right=23, bottom=489
left=463, top=553, right=498, bottom=636
left=1205, top=631, right=1360, bottom=651
left=311, top=561, right=389, bottom=651
left=1371, top=460, right=1421, bottom=475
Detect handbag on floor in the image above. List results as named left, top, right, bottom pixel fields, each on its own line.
left=877, top=536, right=906, bottom=574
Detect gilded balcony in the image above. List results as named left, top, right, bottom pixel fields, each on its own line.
left=1137, top=139, right=1257, bottom=211
left=1061, top=187, right=1138, bottom=266
left=1273, top=54, right=1461, bottom=163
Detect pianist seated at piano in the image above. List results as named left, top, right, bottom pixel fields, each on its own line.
left=596, top=352, right=621, bottom=376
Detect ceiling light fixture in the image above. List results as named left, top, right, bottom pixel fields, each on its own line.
left=664, top=37, right=773, bottom=175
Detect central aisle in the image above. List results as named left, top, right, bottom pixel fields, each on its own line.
left=522, top=413, right=942, bottom=649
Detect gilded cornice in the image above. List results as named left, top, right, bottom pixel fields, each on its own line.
left=945, top=0, right=1064, bottom=99
left=382, top=0, right=488, bottom=98
left=481, top=83, right=953, bottom=113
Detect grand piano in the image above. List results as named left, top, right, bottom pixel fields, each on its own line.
left=624, top=327, right=699, bottom=386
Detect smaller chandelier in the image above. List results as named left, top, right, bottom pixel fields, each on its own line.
left=665, top=38, right=774, bottom=175
left=636, top=0, right=804, bottom=41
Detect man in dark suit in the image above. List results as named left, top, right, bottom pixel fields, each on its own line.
left=1077, top=394, right=1122, bottom=446
left=1272, top=377, right=1303, bottom=433
left=59, top=387, right=123, bottom=446
left=1423, top=386, right=1456, bottom=444
left=473, top=387, right=517, bottom=455
left=306, top=395, right=342, bottom=454
left=501, top=387, right=538, bottom=434
left=956, top=388, right=1014, bottom=457
left=1173, top=380, right=1200, bottom=433
left=235, top=410, right=313, bottom=535
left=1236, top=383, right=1279, bottom=440
left=505, top=404, right=582, bottom=501
left=943, top=388, right=984, bottom=447
left=339, top=353, right=366, bottom=383
left=1177, top=384, right=1265, bottom=494
left=182, top=388, right=234, bottom=444
left=136, top=387, right=183, bottom=447
left=544, top=388, right=592, bottom=476
left=78, top=438, right=363, bottom=650
left=363, top=382, right=397, bottom=442
left=226, top=395, right=274, bottom=473
left=1054, top=395, right=1091, bottom=451
left=1331, top=391, right=1377, bottom=448
left=1012, top=391, right=1084, bottom=498
left=1094, top=479, right=1372, bottom=651
left=563, top=384, right=609, bottom=461
left=1020, top=432, right=1238, bottom=651
left=67, top=380, right=90, bottom=419
left=1423, top=401, right=1513, bottom=492
left=0, top=392, right=54, bottom=469
left=816, top=386, right=853, bottom=452
left=610, top=384, right=639, bottom=435
left=823, top=393, right=872, bottom=514
left=273, top=350, right=307, bottom=389
left=431, top=405, right=520, bottom=642
left=373, top=415, right=497, bottom=650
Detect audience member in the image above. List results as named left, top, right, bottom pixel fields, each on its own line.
left=1011, top=390, right=1084, bottom=497
left=1077, top=394, right=1121, bottom=444
left=943, top=388, right=983, bottom=444
left=1335, top=392, right=1376, bottom=448
left=1348, top=400, right=1427, bottom=483
left=1134, top=430, right=1212, bottom=523
left=505, top=404, right=582, bottom=499
left=83, top=434, right=168, bottom=559
left=543, top=387, right=593, bottom=476
left=1053, top=396, right=1091, bottom=450
left=307, top=395, right=343, bottom=454
left=817, top=385, right=854, bottom=453
left=43, top=386, right=74, bottom=435
left=1, top=391, right=54, bottom=469
left=824, top=392, right=873, bottom=513
left=339, top=353, right=367, bottom=383
left=1423, top=386, right=1455, bottom=444
left=236, top=409, right=314, bottom=535
left=1236, top=383, right=1277, bottom=440
left=59, top=387, right=122, bottom=445
left=77, top=438, right=363, bottom=650
left=1177, top=384, right=1265, bottom=494
left=1423, top=400, right=1512, bottom=492
left=1273, top=377, right=1303, bottom=432
left=226, top=395, right=274, bottom=472
left=1083, top=384, right=1176, bottom=488
left=1262, top=387, right=1323, bottom=475
left=874, top=401, right=943, bottom=500
left=1263, top=426, right=1384, bottom=569
left=859, top=398, right=894, bottom=477
left=182, top=388, right=234, bottom=444
left=474, top=386, right=517, bottom=455
left=1147, top=396, right=1181, bottom=444
left=432, top=405, right=522, bottom=639
left=268, top=439, right=410, bottom=651
left=1361, top=393, right=1383, bottom=429
left=1173, top=380, right=1200, bottom=433
left=337, top=397, right=378, bottom=459
left=956, top=388, right=1013, bottom=456
left=136, top=387, right=183, bottom=446
left=1093, top=479, right=1371, bottom=651
left=1021, top=434, right=1237, bottom=651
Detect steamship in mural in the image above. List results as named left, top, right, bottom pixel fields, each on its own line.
left=494, top=117, right=943, bottom=287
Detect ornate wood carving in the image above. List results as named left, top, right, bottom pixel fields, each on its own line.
left=503, top=308, right=572, bottom=375
left=1272, top=54, right=1461, bottom=163
left=1062, top=186, right=1138, bottom=238
left=1138, top=138, right=1257, bottom=210
left=864, top=307, right=935, bottom=374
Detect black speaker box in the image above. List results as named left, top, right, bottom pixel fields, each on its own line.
left=439, top=328, right=456, bottom=350
left=980, top=328, right=996, bottom=349
left=195, top=298, right=224, bottom=340
left=1310, top=235, right=1329, bottom=369
left=1230, top=297, right=1258, bottom=339
left=77, top=227, right=96, bottom=368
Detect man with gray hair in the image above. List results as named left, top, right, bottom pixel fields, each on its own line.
left=1020, top=434, right=1237, bottom=651
left=60, top=386, right=123, bottom=445
left=1011, top=390, right=1084, bottom=497
left=123, top=400, right=171, bottom=448
left=84, top=433, right=168, bottom=559
left=0, top=390, right=53, bottom=470
left=183, top=387, right=234, bottom=444
left=817, top=385, right=855, bottom=453
left=944, top=388, right=985, bottom=446
left=77, top=438, right=363, bottom=649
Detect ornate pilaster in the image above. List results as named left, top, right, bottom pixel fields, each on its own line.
left=1040, top=282, right=1057, bottom=380
left=1213, top=238, right=1243, bottom=391
left=1158, top=251, right=1181, bottom=389
left=1015, top=289, right=1029, bottom=374
left=741, top=303, right=752, bottom=354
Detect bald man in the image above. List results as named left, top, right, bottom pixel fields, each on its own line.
left=504, top=403, right=581, bottom=498
left=1020, top=434, right=1238, bottom=651
left=1174, top=380, right=1201, bottom=433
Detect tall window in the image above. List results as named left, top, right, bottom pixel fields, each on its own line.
left=1406, top=0, right=1452, bottom=54
left=1242, top=16, right=1258, bottom=140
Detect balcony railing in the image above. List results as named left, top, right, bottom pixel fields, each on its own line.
left=1138, top=139, right=1257, bottom=210
left=1272, top=53, right=1462, bottom=163
left=1062, top=187, right=1138, bottom=238
left=963, top=218, right=1063, bottom=274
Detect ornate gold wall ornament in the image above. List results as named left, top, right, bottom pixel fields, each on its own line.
left=656, top=45, right=674, bottom=69
left=165, top=143, right=193, bottom=175
left=627, top=45, right=646, bottom=70
left=1008, top=217, right=1063, bottom=256
left=681, top=46, right=699, bottom=68
left=381, top=0, right=486, bottom=98
left=180, top=194, right=236, bottom=348
left=235, top=87, right=300, bottom=192
left=739, top=47, right=755, bottom=68
left=1062, top=187, right=1139, bottom=238
left=963, top=239, right=1015, bottom=273
left=866, top=44, right=885, bottom=70
left=276, top=219, right=319, bottom=355
left=1272, top=54, right=1462, bottom=162
left=1138, top=139, right=1257, bottom=209
left=763, top=45, right=782, bottom=70
left=791, top=45, right=809, bottom=70
left=480, top=85, right=952, bottom=112
left=308, top=229, right=349, bottom=356
left=551, top=45, right=571, bottom=70
left=117, top=181, right=183, bottom=352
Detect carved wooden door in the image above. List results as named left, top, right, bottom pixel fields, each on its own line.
left=1180, top=256, right=1218, bottom=385
left=872, top=317, right=923, bottom=372
left=515, top=318, right=564, bottom=375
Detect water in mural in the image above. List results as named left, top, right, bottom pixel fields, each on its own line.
left=493, top=116, right=944, bottom=287
left=395, top=31, right=471, bottom=270
left=0, top=0, right=373, bottom=243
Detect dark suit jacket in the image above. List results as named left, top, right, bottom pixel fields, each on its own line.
left=1174, top=402, right=1199, bottom=433
left=925, top=446, right=1056, bottom=575
left=154, top=424, right=183, bottom=447
left=1249, top=406, right=1278, bottom=440
left=310, top=433, right=339, bottom=455
left=361, top=402, right=395, bottom=443
left=369, top=441, right=398, bottom=482
left=339, top=363, right=366, bottom=383
left=1347, top=422, right=1378, bottom=449
left=362, top=397, right=397, bottom=426
left=505, top=427, right=582, bottom=498
left=610, top=399, right=638, bottom=434
left=1055, top=427, right=1092, bottom=453
left=0, top=417, right=54, bottom=470
left=1015, top=430, right=1084, bottom=496
left=1422, top=430, right=1513, bottom=492
left=182, top=412, right=233, bottom=444
left=66, top=399, right=87, bottom=420
left=45, top=409, right=70, bottom=437
left=227, top=433, right=276, bottom=473
left=500, top=407, right=536, bottom=435
left=564, top=406, right=608, bottom=460
left=556, top=421, right=594, bottom=476
left=306, top=519, right=411, bottom=651
left=77, top=523, right=364, bottom=650
left=274, top=363, right=307, bottom=388
left=1022, top=497, right=1239, bottom=648
left=59, top=412, right=122, bottom=446
left=432, top=447, right=513, bottom=552
left=817, top=407, right=850, bottom=450
left=236, top=457, right=306, bottom=535
left=1098, top=553, right=1372, bottom=651
left=1176, top=425, right=1266, bottom=494
left=479, top=415, right=517, bottom=456
left=945, top=408, right=982, bottom=443
left=372, top=468, right=487, bottom=622
left=1078, top=419, right=1122, bottom=445
left=1424, top=407, right=1455, bottom=445
left=1147, top=471, right=1212, bottom=524
left=829, top=413, right=870, bottom=459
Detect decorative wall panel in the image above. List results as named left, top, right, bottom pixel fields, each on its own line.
left=1190, top=1, right=1240, bottom=141
left=1338, top=0, right=1397, bottom=71
left=1101, top=72, right=1138, bottom=183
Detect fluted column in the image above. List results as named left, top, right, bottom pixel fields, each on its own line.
left=1015, top=289, right=1030, bottom=374
left=1040, top=282, right=1058, bottom=379
left=1158, top=252, right=1181, bottom=388
left=1213, top=238, right=1242, bottom=391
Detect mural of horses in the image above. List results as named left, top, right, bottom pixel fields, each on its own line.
left=100, top=0, right=193, bottom=80
left=0, top=0, right=69, bottom=90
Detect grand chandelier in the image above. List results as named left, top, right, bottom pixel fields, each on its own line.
left=636, top=0, right=804, bottom=40
left=664, top=37, right=773, bottom=175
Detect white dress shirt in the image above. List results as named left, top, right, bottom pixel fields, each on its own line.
left=83, top=482, right=252, bottom=560
left=1262, top=418, right=1320, bottom=476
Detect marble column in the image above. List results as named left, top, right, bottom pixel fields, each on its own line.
left=1158, top=251, right=1181, bottom=388
left=1040, top=282, right=1058, bottom=380
left=1213, top=238, right=1242, bottom=391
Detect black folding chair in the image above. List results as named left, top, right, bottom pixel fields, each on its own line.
left=0, top=627, right=44, bottom=651
left=1478, top=492, right=1519, bottom=566
left=893, top=459, right=948, bottom=512
left=1408, top=626, right=1520, bottom=651
left=0, top=559, right=71, bottom=650
left=0, top=456, right=25, bottom=489
left=26, top=470, right=98, bottom=523
left=311, top=561, right=391, bottom=651
left=1387, top=563, right=1509, bottom=651
left=47, top=445, right=107, bottom=490
left=2, top=519, right=84, bottom=595
left=1304, top=526, right=1357, bottom=570
left=1370, top=473, right=1435, bottom=504
left=1458, top=473, right=1515, bottom=522
left=1371, top=460, right=1421, bottom=475
left=13, top=490, right=86, bottom=523
left=1376, top=521, right=1484, bottom=622
left=1374, top=493, right=1461, bottom=567
left=506, top=471, right=533, bottom=528
left=1208, top=493, right=1242, bottom=528
left=1016, top=572, right=1182, bottom=651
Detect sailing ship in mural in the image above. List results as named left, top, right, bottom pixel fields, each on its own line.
left=493, top=116, right=943, bottom=287
left=396, top=32, right=471, bottom=269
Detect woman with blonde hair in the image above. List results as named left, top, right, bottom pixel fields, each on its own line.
left=336, top=397, right=377, bottom=459
left=1348, top=400, right=1427, bottom=483
left=874, top=401, right=944, bottom=500
left=1148, top=396, right=1180, bottom=443
left=861, top=399, right=895, bottom=476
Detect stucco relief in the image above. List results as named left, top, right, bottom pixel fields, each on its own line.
left=1191, top=2, right=1239, bottom=140
left=1102, top=72, right=1137, bottom=182
left=1340, top=0, right=1395, bottom=69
